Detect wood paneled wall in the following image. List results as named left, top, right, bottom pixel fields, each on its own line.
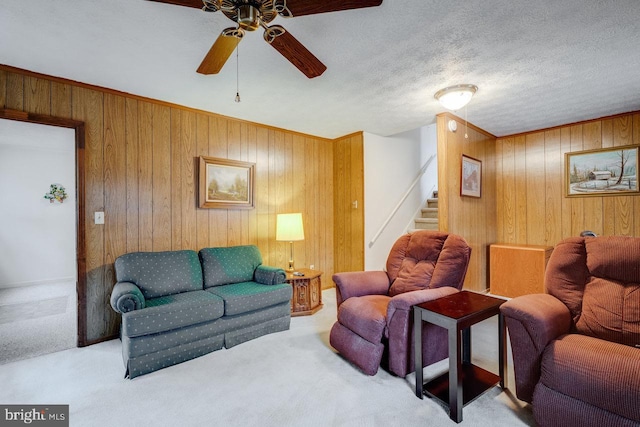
left=437, top=113, right=497, bottom=292
left=496, top=111, right=640, bottom=245
left=333, top=132, right=364, bottom=274
left=0, top=66, right=335, bottom=344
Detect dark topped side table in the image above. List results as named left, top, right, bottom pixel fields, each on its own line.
left=413, top=290, right=507, bottom=423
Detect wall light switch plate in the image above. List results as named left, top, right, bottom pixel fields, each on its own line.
left=310, top=264, right=315, bottom=270
left=95, top=212, right=105, bottom=225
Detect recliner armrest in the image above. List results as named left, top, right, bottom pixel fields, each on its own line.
left=501, top=294, right=572, bottom=352
left=500, top=293, right=572, bottom=403
left=333, top=271, right=390, bottom=307
left=383, top=286, right=459, bottom=376
left=387, top=286, right=459, bottom=320
left=254, top=265, right=286, bottom=285
left=110, top=281, right=146, bottom=314
left=387, top=286, right=460, bottom=337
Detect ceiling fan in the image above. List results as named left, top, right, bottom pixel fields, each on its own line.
left=148, top=0, right=383, bottom=78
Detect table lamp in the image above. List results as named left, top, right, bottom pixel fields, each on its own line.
left=276, top=213, right=305, bottom=272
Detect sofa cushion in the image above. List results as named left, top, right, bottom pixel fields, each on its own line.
left=218, top=301, right=291, bottom=332
left=115, top=250, right=203, bottom=299
left=539, top=334, right=640, bottom=422
left=122, top=290, right=224, bottom=338
left=199, top=246, right=263, bottom=288
left=206, top=281, right=292, bottom=316
left=223, top=314, right=291, bottom=348
left=124, top=302, right=290, bottom=359
left=124, top=318, right=227, bottom=359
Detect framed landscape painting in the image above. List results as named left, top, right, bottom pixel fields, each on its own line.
left=565, top=145, right=639, bottom=197
left=199, top=156, right=255, bottom=209
left=460, top=154, right=482, bottom=198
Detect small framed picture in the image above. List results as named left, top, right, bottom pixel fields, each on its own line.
left=461, top=154, right=482, bottom=198
left=199, top=156, right=255, bottom=209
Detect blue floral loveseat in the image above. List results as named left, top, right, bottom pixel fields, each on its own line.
left=110, top=245, right=291, bottom=378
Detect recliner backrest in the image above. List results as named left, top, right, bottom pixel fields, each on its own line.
left=387, top=231, right=471, bottom=297
left=546, top=236, right=640, bottom=347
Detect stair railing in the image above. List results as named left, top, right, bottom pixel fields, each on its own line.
left=368, top=154, right=436, bottom=248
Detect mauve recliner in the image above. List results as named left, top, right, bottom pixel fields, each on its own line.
left=329, top=230, right=471, bottom=376
left=501, top=236, right=640, bottom=427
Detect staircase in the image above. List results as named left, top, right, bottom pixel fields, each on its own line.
left=413, top=191, right=439, bottom=231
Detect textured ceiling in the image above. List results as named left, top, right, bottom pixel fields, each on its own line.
left=2, top=0, right=640, bottom=139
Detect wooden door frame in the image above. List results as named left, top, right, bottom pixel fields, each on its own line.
left=0, top=108, right=88, bottom=347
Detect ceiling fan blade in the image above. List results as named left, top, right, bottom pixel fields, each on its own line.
left=197, top=30, right=242, bottom=75
left=146, top=0, right=204, bottom=9
left=282, top=0, right=382, bottom=17
left=266, top=27, right=326, bottom=78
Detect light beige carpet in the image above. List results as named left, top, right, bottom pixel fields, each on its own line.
left=0, top=288, right=534, bottom=426
left=0, top=281, right=76, bottom=364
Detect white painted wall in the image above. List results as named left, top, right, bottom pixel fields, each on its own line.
left=363, top=124, right=438, bottom=270
left=0, top=119, right=76, bottom=288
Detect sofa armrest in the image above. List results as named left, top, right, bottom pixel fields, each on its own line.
left=500, top=293, right=572, bottom=403
left=332, top=271, right=390, bottom=307
left=254, top=265, right=286, bottom=285
left=110, top=281, right=146, bottom=314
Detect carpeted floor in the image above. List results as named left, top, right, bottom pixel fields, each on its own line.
left=0, top=281, right=76, bottom=365
left=0, top=288, right=535, bottom=426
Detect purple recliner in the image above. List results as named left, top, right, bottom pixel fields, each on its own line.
left=501, top=236, right=640, bottom=427
left=329, top=230, right=471, bottom=376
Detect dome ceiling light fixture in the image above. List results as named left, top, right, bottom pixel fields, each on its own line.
left=434, top=84, right=478, bottom=111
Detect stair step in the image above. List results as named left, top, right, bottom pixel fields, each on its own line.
left=427, top=198, right=438, bottom=208
left=413, top=223, right=439, bottom=231
left=421, top=207, right=438, bottom=218
left=414, top=218, right=439, bottom=230
left=415, top=218, right=438, bottom=224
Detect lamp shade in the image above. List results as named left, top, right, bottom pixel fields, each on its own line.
left=434, top=84, right=478, bottom=111
left=276, top=213, right=304, bottom=241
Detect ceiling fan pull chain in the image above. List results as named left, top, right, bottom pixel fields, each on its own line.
left=464, top=105, right=469, bottom=139
left=235, top=30, right=241, bottom=103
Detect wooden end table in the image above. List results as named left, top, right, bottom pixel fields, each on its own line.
left=285, top=268, right=323, bottom=316
left=413, top=290, right=507, bottom=423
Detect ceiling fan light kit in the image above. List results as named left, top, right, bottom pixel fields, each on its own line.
left=434, top=84, right=478, bottom=111
left=150, top=0, right=383, bottom=78
left=237, top=4, right=261, bottom=30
